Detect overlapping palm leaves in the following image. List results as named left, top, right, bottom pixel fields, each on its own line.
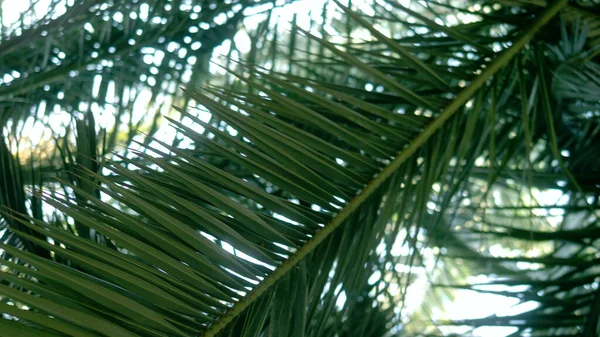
left=1, top=0, right=599, bottom=336
left=0, top=0, right=272, bottom=265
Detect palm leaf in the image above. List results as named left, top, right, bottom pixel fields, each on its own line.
left=4, top=1, right=599, bottom=336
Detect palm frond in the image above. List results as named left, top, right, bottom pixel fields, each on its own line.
left=2, top=1, right=600, bottom=337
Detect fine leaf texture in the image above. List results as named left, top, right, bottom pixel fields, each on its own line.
left=3, top=1, right=600, bottom=337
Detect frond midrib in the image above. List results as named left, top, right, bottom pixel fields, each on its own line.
left=200, top=1, right=568, bottom=335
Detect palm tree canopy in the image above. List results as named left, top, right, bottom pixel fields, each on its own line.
left=0, top=1, right=599, bottom=337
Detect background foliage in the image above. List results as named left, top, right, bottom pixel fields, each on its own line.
left=0, top=0, right=599, bottom=336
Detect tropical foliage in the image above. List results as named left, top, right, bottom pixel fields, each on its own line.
left=0, top=0, right=599, bottom=337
